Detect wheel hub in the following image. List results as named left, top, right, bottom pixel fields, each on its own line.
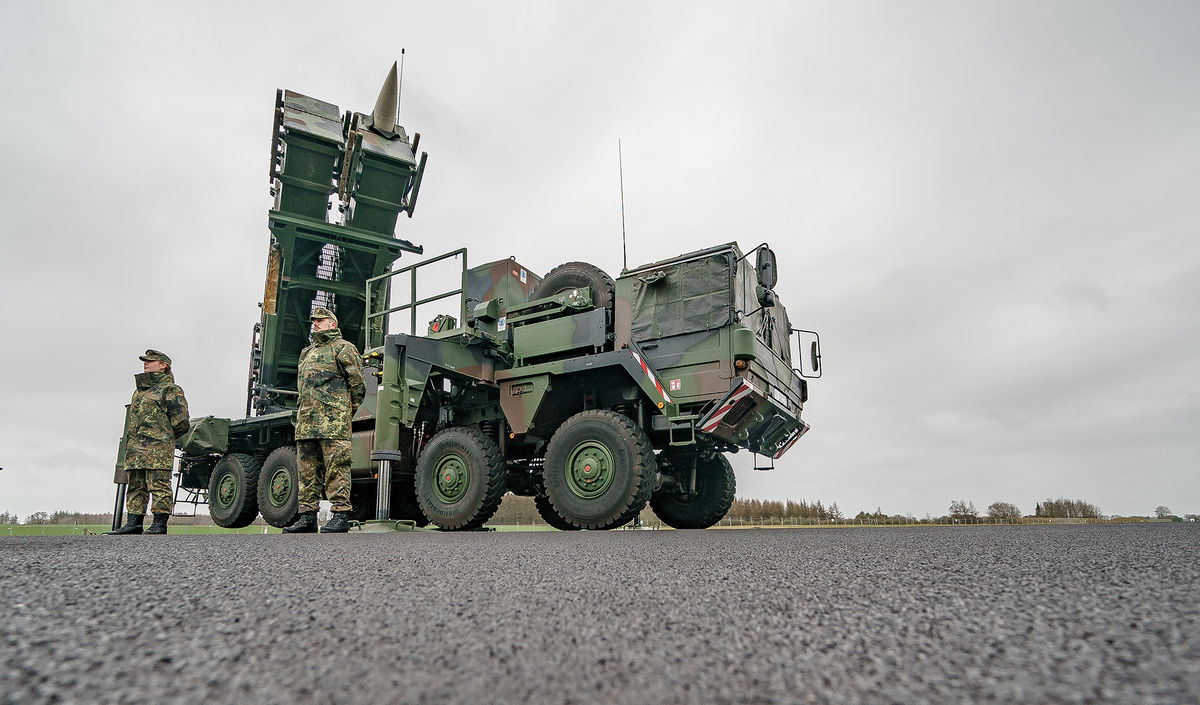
left=566, top=441, right=615, bottom=499
left=268, top=467, right=291, bottom=507
left=216, top=474, right=237, bottom=508
left=433, top=453, right=470, bottom=503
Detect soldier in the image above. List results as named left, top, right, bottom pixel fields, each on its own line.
left=107, top=350, right=190, bottom=535
left=282, top=307, right=365, bottom=533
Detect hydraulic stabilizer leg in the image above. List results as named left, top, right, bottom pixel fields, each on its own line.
left=375, top=460, right=392, bottom=521
left=111, top=483, right=127, bottom=531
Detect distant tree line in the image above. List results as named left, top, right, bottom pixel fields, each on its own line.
left=6, top=498, right=1194, bottom=526
left=9, top=511, right=112, bottom=525
left=1154, top=506, right=1195, bottom=522
left=986, top=502, right=1022, bottom=522
left=1034, top=498, right=1101, bottom=519
left=729, top=498, right=844, bottom=521
left=461, top=496, right=857, bottom=525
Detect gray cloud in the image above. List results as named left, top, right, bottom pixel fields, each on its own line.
left=2, top=0, right=1197, bottom=519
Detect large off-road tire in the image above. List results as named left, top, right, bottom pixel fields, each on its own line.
left=531, top=261, right=615, bottom=309
left=651, top=452, right=736, bottom=529
left=257, top=447, right=299, bottom=528
left=415, top=427, right=507, bottom=530
left=349, top=476, right=430, bottom=527
left=208, top=453, right=262, bottom=528
left=534, top=494, right=581, bottom=531
left=543, top=410, right=656, bottom=530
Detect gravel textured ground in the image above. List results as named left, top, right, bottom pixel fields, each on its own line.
left=2, top=523, right=1198, bottom=705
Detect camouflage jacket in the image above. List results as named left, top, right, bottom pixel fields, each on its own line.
left=123, top=371, right=190, bottom=470
left=294, top=328, right=365, bottom=440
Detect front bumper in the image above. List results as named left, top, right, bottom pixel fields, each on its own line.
left=697, top=378, right=809, bottom=459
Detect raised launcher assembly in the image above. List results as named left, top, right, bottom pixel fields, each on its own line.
left=250, top=62, right=427, bottom=415
left=110, top=63, right=431, bottom=529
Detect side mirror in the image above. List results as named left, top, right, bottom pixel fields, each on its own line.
left=790, top=328, right=822, bottom=378
left=755, top=245, right=778, bottom=290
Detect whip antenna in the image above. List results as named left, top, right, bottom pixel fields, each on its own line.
left=397, top=49, right=406, bottom=120
left=619, top=139, right=627, bottom=270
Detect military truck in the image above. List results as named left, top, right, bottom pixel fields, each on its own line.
left=356, top=242, right=820, bottom=531
left=142, top=65, right=821, bottom=531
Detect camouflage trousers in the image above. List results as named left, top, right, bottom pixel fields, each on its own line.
left=126, top=469, right=173, bottom=515
left=296, top=439, right=353, bottom=513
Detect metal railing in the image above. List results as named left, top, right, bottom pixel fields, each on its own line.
left=364, top=248, right=468, bottom=348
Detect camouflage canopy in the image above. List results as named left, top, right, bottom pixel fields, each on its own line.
left=629, top=250, right=736, bottom=341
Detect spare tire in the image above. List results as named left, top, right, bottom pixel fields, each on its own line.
left=531, top=262, right=614, bottom=309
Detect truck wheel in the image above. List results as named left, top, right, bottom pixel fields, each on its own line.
left=531, top=261, right=614, bottom=309
left=208, top=453, right=262, bottom=528
left=650, top=453, right=736, bottom=529
left=543, top=410, right=655, bottom=530
left=257, top=447, right=299, bottom=528
left=534, top=495, right=580, bottom=531
left=415, top=427, right=507, bottom=530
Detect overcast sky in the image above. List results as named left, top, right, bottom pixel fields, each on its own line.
left=1, top=1, right=1197, bottom=520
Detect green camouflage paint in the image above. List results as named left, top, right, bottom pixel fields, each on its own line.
left=123, top=371, right=190, bottom=470
left=614, top=243, right=809, bottom=458
left=295, top=328, right=364, bottom=440
left=297, top=438, right=353, bottom=512
left=365, top=242, right=812, bottom=458
left=465, top=258, right=542, bottom=320
left=125, top=469, right=174, bottom=515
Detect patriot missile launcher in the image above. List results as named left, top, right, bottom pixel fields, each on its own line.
left=144, top=64, right=821, bottom=531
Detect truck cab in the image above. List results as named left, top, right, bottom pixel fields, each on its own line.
left=616, top=242, right=815, bottom=460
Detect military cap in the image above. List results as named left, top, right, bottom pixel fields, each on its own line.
left=139, top=349, right=172, bottom=365
left=310, top=307, right=338, bottom=323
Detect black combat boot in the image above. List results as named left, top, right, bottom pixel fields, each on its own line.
left=320, top=511, right=350, bottom=533
left=282, top=511, right=318, bottom=534
left=105, top=514, right=144, bottom=535
left=145, top=513, right=170, bottom=535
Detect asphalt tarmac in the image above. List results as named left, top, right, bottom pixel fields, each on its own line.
left=2, top=523, right=1197, bottom=705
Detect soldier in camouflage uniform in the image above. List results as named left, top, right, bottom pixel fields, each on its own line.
left=107, top=350, right=190, bottom=535
left=282, top=308, right=365, bottom=533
